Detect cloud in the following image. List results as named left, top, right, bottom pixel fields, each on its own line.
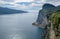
left=34, top=0, right=46, bottom=3
left=33, top=0, right=60, bottom=6
left=15, top=0, right=34, bottom=2
left=44, top=0, right=60, bottom=6
left=0, top=0, right=34, bottom=2
left=16, top=2, right=31, bottom=6
left=0, top=0, right=60, bottom=6
left=14, top=4, right=28, bottom=9
left=6, top=4, right=29, bottom=11
left=1, top=0, right=14, bottom=2
left=0, top=0, right=60, bottom=12
left=29, top=3, right=42, bottom=7
left=46, top=0, right=60, bottom=2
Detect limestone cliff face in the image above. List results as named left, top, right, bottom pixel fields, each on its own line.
left=36, top=3, right=60, bottom=28
left=36, top=4, right=55, bottom=23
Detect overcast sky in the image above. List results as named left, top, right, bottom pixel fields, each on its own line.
left=0, top=0, right=60, bottom=12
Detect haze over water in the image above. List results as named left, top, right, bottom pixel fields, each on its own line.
left=0, top=13, right=43, bottom=39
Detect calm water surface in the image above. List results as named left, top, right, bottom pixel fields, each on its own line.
left=0, top=13, right=43, bottom=39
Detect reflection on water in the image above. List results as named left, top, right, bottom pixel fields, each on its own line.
left=0, top=13, right=43, bottom=39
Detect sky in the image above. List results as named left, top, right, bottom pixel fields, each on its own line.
left=0, top=0, right=60, bottom=12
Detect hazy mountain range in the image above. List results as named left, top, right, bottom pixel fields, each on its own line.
left=0, top=7, right=27, bottom=15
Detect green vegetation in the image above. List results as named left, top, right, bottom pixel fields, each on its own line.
left=49, top=12, right=60, bottom=39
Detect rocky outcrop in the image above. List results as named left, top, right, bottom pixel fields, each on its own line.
left=32, top=3, right=60, bottom=28
left=36, top=3, right=55, bottom=27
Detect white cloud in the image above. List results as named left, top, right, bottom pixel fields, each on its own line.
left=1, top=0, right=14, bottom=2
left=0, top=0, right=60, bottom=12
left=14, top=4, right=28, bottom=9
left=30, top=3, right=42, bottom=6
left=46, top=0, right=60, bottom=6
left=34, top=0, right=60, bottom=6
left=35, top=0, right=46, bottom=3
left=15, top=0, right=34, bottom=2
left=0, top=0, right=34, bottom=3
left=27, top=10, right=39, bottom=12
left=0, top=1, right=28, bottom=10
left=7, top=4, right=29, bottom=10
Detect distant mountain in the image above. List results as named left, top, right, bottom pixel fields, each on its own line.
left=0, top=7, right=27, bottom=15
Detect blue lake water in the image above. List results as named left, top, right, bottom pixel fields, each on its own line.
left=0, top=13, right=43, bottom=39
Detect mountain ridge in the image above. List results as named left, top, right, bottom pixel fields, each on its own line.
left=0, top=7, right=27, bottom=15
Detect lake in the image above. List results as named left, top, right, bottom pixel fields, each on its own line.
left=0, top=13, right=43, bottom=39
